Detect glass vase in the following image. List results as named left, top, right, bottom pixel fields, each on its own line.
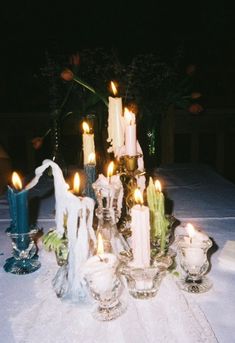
left=177, top=237, right=213, bottom=293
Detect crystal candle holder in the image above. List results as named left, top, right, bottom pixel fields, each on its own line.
left=177, top=237, right=213, bottom=293
left=84, top=266, right=126, bottom=321
left=120, top=255, right=172, bottom=299
left=4, top=228, right=41, bottom=275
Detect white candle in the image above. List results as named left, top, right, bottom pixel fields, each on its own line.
left=131, top=189, right=151, bottom=268
left=107, top=81, right=124, bottom=155
left=83, top=234, right=117, bottom=292
left=82, top=121, right=95, bottom=165
left=183, top=224, right=207, bottom=268
left=124, top=107, right=137, bottom=156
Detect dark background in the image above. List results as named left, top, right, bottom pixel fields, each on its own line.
left=1, top=1, right=235, bottom=182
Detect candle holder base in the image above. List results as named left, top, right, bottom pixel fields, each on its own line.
left=179, top=276, right=213, bottom=294
left=3, top=229, right=41, bottom=275
left=120, top=256, right=172, bottom=300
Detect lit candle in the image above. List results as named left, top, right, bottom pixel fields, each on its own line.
left=84, top=153, right=96, bottom=200
left=183, top=224, right=207, bottom=267
left=72, top=172, right=80, bottom=196
left=124, top=107, right=137, bottom=156
left=7, top=172, right=29, bottom=234
left=131, top=189, right=151, bottom=268
left=82, top=121, right=95, bottom=165
left=107, top=161, right=114, bottom=183
left=83, top=233, right=117, bottom=292
left=107, top=81, right=124, bottom=155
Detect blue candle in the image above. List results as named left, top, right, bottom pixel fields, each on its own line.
left=7, top=172, right=29, bottom=234
left=84, top=153, right=96, bottom=201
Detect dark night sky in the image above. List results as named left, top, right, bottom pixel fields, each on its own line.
left=1, top=1, right=235, bottom=111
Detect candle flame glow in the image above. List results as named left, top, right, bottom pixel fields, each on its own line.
left=97, top=233, right=104, bottom=255
left=88, top=152, right=96, bottom=164
left=12, top=172, right=22, bottom=190
left=110, top=81, right=117, bottom=96
left=107, top=161, right=114, bottom=178
left=134, top=188, right=143, bottom=205
left=154, top=180, right=162, bottom=192
left=82, top=121, right=90, bottom=134
left=124, top=107, right=133, bottom=125
left=73, top=172, right=80, bottom=195
left=186, top=223, right=195, bottom=238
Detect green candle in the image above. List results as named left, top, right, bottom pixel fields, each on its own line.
left=147, top=177, right=169, bottom=253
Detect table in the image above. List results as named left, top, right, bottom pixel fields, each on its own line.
left=1, top=164, right=235, bottom=342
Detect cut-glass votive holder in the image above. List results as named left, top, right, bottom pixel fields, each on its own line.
left=120, top=256, right=172, bottom=300
left=177, top=237, right=213, bottom=293
left=84, top=264, right=126, bottom=321
left=4, top=228, right=41, bottom=275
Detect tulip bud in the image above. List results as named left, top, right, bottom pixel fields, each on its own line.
left=186, top=64, right=196, bottom=76
left=60, top=68, right=74, bottom=82
left=188, top=103, right=203, bottom=114
left=191, top=92, right=202, bottom=99
left=31, top=137, right=44, bottom=150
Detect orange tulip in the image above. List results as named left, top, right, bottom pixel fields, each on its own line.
left=188, top=103, right=204, bottom=114
left=31, top=137, right=44, bottom=150
left=60, top=68, right=74, bottom=82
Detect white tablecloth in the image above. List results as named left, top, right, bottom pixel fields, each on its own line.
left=1, top=163, right=235, bottom=342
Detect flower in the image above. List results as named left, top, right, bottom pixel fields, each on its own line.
left=188, top=103, right=204, bottom=114
left=69, top=53, right=80, bottom=66
left=186, top=64, right=196, bottom=76
left=61, top=68, right=74, bottom=82
left=31, top=137, right=44, bottom=150
left=191, top=92, right=202, bottom=99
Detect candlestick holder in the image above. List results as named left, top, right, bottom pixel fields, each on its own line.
left=84, top=267, right=126, bottom=321
left=84, top=164, right=96, bottom=201
left=93, top=177, right=130, bottom=257
left=177, top=237, right=213, bottom=293
left=4, top=228, right=41, bottom=275
left=120, top=254, right=172, bottom=299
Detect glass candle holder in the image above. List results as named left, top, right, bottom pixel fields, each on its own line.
left=84, top=260, right=126, bottom=321
left=177, top=237, right=213, bottom=293
left=120, top=255, right=172, bottom=300
left=4, top=228, right=41, bottom=275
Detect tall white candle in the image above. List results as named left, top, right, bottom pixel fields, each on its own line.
left=131, top=189, right=151, bottom=268
left=82, top=121, right=95, bottom=165
left=107, top=81, right=124, bottom=155
left=124, top=108, right=137, bottom=156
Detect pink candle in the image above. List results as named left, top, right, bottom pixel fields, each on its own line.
left=124, top=108, right=137, bottom=156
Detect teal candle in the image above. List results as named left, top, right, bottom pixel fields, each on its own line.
left=7, top=173, right=29, bottom=234
left=84, top=164, right=96, bottom=201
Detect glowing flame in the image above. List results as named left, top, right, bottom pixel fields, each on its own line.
left=110, top=81, right=117, bottom=96
left=97, top=233, right=104, bottom=255
left=73, top=172, right=80, bottom=195
left=88, top=152, right=96, bottom=164
left=186, top=223, right=195, bottom=239
left=12, top=172, right=22, bottom=190
left=124, top=107, right=132, bottom=125
left=154, top=180, right=162, bottom=192
left=134, top=188, right=143, bottom=205
left=107, top=161, right=114, bottom=178
left=82, top=121, right=90, bottom=134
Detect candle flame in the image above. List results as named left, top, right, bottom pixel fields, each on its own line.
left=124, top=107, right=133, bottom=125
left=186, top=223, right=195, bottom=238
left=134, top=188, right=143, bottom=205
left=97, top=233, right=104, bottom=255
left=88, top=152, right=96, bottom=164
left=82, top=121, right=90, bottom=134
left=12, top=172, right=22, bottom=190
left=107, top=161, right=114, bottom=178
left=73, top=172, right=80, bottom=194
left=154, top=180, right=162, bottom=192
left=110, top=81, right=117, bottom=96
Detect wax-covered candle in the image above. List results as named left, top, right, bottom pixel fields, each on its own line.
left=7, top=172, right=29, bottom=234
left=84, top=152, right=96, bottom=200
left=107, top=81, right=124, bottom=155
left=82, top=121, right=95, bottom=165
left=124, top=107, right=137, bottom=156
